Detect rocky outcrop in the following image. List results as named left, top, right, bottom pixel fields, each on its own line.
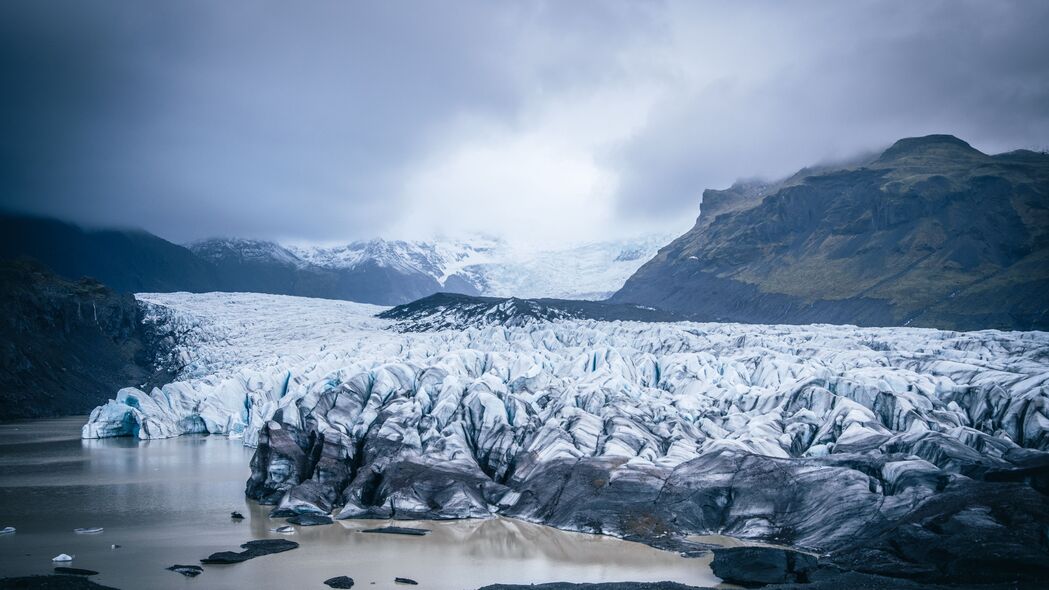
left=0, top=260, right=169, bottom=419
left=379, top=293, right=684, bottom=331
left=612, top=135, right=1049, bottom=331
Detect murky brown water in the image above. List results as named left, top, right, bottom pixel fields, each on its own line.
left=0, top=417, right=721, bottom=589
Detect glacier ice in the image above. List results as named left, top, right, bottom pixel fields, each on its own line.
left=84, top=292, right=1049, bottom=460
left=80, top=292, right=1049, bottom=579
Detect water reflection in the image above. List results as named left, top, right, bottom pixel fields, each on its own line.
left=0, top=418, right=719, bottom=589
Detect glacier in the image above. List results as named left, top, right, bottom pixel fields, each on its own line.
left=81, top=292, right=1049, bottom=584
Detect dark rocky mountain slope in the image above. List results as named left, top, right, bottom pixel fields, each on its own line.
left=186, top=238, right=460, bottom=304
left=612, top=135, right=1049, bottom=331
left=0, top=213, right=219, bottom=293
left=0, top=260, right=169, bottom=420
left=0, top=214, right=467, bottom=305
left=378, top=292, right=684, bottom=331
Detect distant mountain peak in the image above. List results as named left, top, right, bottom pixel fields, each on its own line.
left=877, top=134, right=983, bottom=163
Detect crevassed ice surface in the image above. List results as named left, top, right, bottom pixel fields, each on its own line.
left=84, top=292, right=1049, bottom=464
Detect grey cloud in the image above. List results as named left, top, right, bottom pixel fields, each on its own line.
left=1, top=1, right=1046, bottom=243
left=610, top=0, right=1049, bottom=220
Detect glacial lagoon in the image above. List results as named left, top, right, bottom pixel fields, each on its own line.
left=0, top=417, right=721, bottom=589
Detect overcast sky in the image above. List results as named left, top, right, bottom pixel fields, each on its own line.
left=2, top=0, right=1048, bottom=246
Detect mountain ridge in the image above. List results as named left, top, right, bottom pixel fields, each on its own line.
left=1, top=211, right=669, bottom=304
left=612, top=134, right=1049, bottom=331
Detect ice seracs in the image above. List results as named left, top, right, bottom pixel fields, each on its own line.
left=83, top=292, right=1049, bottom=461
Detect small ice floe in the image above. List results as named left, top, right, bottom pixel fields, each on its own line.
left=52, top=554, right=74, bottom=562
left=111, top=544, right=121, bottom=549
left=270, top=525, right=295, bottom=534
left=0, top=527, right=15, bottom=535
left=74, top=527, right=104, bottom=534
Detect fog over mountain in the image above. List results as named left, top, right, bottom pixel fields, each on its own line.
left=2, top=1, right=1048, bottom=247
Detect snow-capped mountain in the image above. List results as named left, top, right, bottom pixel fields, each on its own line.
left=189, top=233, right=673, bottom=303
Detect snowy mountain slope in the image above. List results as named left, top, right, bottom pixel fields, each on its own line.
left=189, top=237, right=455, bottom=304
left=188, top=238, right=306, bottom=267
left=80, top=292, right=1049, bottom=581
left=191, top=234, right=673, bottom=303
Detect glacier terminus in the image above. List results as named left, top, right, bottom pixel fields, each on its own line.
left=81, top=292, right=1049, bottom=583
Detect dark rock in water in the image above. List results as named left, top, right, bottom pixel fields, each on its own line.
left=230, top=511, right=244, bottom=520
left=165, top=565, right=203, bottom=577
left=200, top=539, right=299, bottom=564
left=324, top=577, right=355, bottom=589
left=361, top=526, right=429, bottom=536
left=394, top=578, right=418, bottom=585
left=51, top=570, right=98, bottom=577
left=711, top=547, right=817, bottom=586
left=287, top=513, right=332, bottom=526
left=0, top=576, right=120, bottom=589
